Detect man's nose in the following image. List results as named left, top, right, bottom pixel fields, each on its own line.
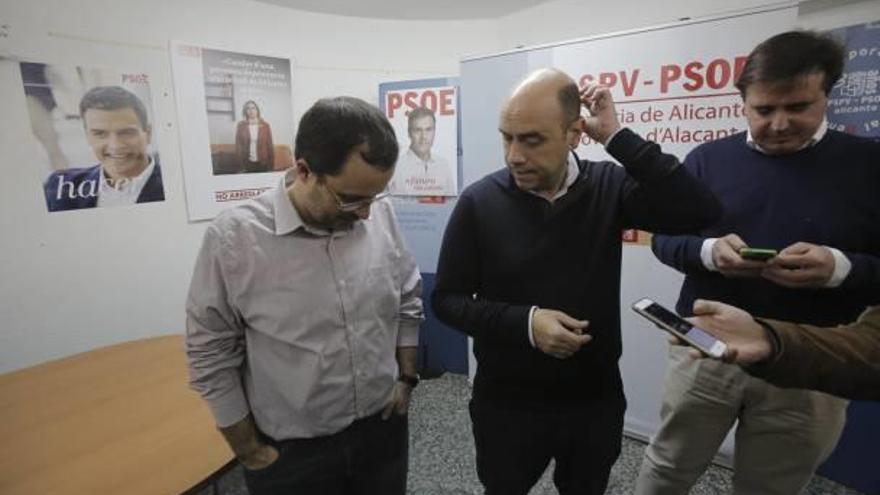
left=769, top=112, right=790, bottom=132
left=506, top=142, right=526, bottom=165
left=106, top=133, right=125, bottom=150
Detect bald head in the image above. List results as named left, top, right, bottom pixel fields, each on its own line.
left=498, top=68, right=585, bottom=199
left=506, top=69, right=581, bottom=129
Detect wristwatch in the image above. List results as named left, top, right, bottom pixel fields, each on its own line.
left=397, top=373, right=420, bottom=389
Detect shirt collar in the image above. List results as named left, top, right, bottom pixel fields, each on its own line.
left=272, top=169, right=354, bottom=237
left=746, top=118, right=828, bottom=154
left=525, top=150, right=580, bottom=202
left=273, top=169, right=307, bottom=236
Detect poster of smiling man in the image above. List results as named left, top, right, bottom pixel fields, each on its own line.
left=20, top=62, right=164, bottom=213
left=382, top=81, right=459, bottom=197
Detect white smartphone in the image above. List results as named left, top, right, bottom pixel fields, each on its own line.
left=631, top=298, right=727, bottom=359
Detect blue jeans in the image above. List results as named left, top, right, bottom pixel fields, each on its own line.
left=243, top=411, right=408, bottom=495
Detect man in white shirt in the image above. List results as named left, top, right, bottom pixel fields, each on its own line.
left=187, top=96, right=424, bottom=495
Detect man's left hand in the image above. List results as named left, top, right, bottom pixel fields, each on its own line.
left=761, top=242, right=835, bottom=288
left=686, top=299, right=773, bottom=365
left=579, top=83, right=621, bottom=145
left=381, top=380, right=413, bottom=419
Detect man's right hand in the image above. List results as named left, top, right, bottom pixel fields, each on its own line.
left=532, top=308, right=591, bottom=359
left=712, top=234, right=767, bottom=277
left=239, top=443, right=279, bottom=471
left=218, top=415, right=280, bottom=471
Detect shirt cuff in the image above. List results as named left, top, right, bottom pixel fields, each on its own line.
left=744, top=318, right=784, bottom=378
left=824, top=247, right=851, bottom=288
left=754, top=318, right=781, bottom=358
left=700, top=238, right=719, bottom=271
left=603, top=127, right=625, bottom=147
left=206, top=385, right=251, bottom=428
left=527, top=306, right=538, bottom=348
left=397, top=320, right=421, bottom=347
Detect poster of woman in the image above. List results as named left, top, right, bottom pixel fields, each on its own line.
left=171, top=43, right=293, bottom=220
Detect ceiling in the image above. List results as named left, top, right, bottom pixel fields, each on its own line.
left=255, top=0, right=558, bottom=20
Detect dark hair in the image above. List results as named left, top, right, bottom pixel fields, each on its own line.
left=294, top=96, right=398, bottom=175
left=735, top=30, right=844, bottom=96
left=79, top=86, right=150, bottom=129
left=407, top=106, right=436, bottom=131
left=241, top=100, right=261, bottom=119
left=557, top=82, right=581, bottom=129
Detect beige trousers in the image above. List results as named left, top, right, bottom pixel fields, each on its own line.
left=634, top=346, right=848, bottom=495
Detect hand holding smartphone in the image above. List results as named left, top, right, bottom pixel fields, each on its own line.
left=738, top=247, right=777, bottom=261
left=632, top=298, right=727, bottom=359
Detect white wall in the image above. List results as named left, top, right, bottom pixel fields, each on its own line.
left=0, top=0, right=499, bottom=373
left=796, top=0, right=880, bottom=29
left=496, top=0, right=880, bottom=50
left=1, top=0, right=877, bottom=376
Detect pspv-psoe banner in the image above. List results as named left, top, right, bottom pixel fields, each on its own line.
left=551, top=6, right=796, bottom=243
left=827, top=21, right=880, bottom=138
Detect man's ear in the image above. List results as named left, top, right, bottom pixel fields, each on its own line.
left=568, top=116, right=586, bottom=149
left=295, top=159, right=311, bottom=181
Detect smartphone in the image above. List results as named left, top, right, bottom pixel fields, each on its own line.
left=739, top=247, right=778, bottom=261
left=631, top=298, right=727, bottom=359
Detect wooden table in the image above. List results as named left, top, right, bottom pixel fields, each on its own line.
left=0, top=335, right=234, bottom=495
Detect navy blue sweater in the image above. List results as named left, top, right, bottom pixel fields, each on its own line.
left=432, top=129, right=721, bottom=407
left=653, top=130, right=880, bottom=326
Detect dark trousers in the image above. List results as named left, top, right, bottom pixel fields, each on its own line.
left=469, top=396, right=625, bottom=495
left=243, top=412, right=408, bottom=495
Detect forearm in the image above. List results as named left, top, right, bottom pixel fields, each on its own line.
left=397, top=251, right=424, bottom=348
left=839, top=251, right=880, bottom=301
left=746, top=310, right=880, bottom=400
left=218, top=414, right=266, bottom=460
left=396, top=346, right=418, bottom=377
left=431, top=194, right=531, bottom=346
left=651, top=234, right=712, bottom=274
left=607, top=128, right=680, bottom=182
left=185, top=315, right=250, bottom=427
left=185, top=228, right=250, bottom=426
left=431, top=288, right=531, bottom=347
left=609, top=129, right=720, bottom=233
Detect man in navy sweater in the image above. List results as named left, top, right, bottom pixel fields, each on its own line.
left=635, top=31, right=880, bottom=495
left=432, top=69, right=721, bottom=495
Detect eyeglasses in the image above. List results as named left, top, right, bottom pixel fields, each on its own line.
left=322, top=181, right=390, bottom=212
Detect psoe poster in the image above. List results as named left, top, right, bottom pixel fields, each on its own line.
left=827, top=21, right=880, bottom=138
left=20, top=62, right=164, bottom=213
left=170, top=43, right=294, bottom=221
left=382, top=81, right=459, bottom=197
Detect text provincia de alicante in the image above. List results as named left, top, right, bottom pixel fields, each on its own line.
left=583, top=101, right=746, bottom=145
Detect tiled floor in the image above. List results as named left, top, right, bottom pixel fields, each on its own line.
left=201, top=373, right=863, bottom=495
